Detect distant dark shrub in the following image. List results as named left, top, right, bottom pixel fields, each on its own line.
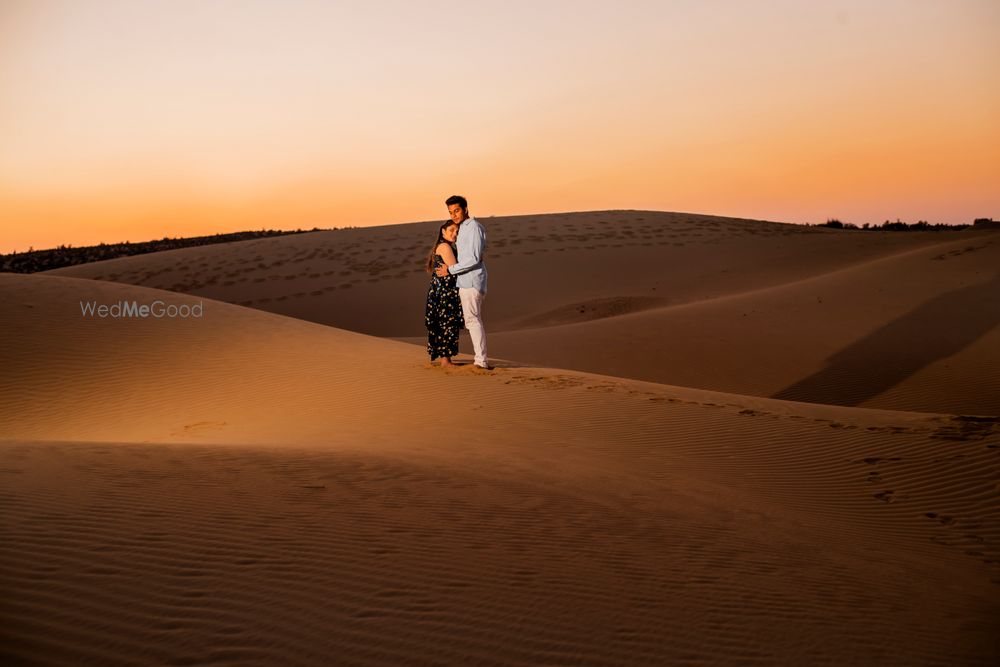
left=1, top=228, right=326, bottom=274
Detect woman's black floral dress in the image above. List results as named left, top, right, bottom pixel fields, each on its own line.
left=425, top=246, right=464, bottom=360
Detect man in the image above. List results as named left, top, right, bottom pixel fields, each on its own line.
left=435, top=194, right=490, bottom=369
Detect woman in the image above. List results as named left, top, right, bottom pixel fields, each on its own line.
left=425, top=221, right=465, bottom=366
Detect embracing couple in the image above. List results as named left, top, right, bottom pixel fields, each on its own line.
left=424, top=195, right=491, bottom=370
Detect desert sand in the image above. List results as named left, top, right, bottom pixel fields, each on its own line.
left=48, top=211, right=1000, bottom=414
left=2, top=211, right=998, bottom=665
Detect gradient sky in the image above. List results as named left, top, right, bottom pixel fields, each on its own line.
left=2, top=0, right=998, bottom=253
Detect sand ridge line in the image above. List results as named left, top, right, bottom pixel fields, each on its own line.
left=497, top=233, right=1000, bottom=334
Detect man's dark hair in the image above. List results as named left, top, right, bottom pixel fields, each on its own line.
left=445, top=195, right=468, bottom=210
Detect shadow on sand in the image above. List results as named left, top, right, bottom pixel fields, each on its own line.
left=772, top=272, right=1000, bottom=408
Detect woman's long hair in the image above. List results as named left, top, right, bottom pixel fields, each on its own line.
left=425, top=221, right=457, bottom=273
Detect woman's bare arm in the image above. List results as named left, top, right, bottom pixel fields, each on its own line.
left=437, top=243, right=458, bottom=267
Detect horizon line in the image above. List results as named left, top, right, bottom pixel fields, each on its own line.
left=2, top=208, right=991, bottom=256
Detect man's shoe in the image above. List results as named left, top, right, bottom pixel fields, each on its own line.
left=474, top=363, right=494, bottom=371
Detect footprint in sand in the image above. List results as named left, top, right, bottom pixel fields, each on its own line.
left=171, top=421, right=227, bottom=437
left=858, top=457, right=903, bottom=465
left=873, top=490, right=896, bottom=503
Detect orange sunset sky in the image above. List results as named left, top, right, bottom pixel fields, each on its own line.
left=2, top=0, right=998, bottom=254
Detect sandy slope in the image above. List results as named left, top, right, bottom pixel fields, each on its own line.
left=47, top=211, right=997, bottom=415
left=477, top=233, right=1000, bottom=415
left=46, top=210, right=955, bottom=337
left=2, top=273, right=999, bottom=665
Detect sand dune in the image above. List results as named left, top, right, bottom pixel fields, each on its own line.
left=479, top=233, right=1000, bottom=415
left=47, top=210, right=957, bottom=336
left=47, top=211, right=997, bottom=415
left=2, top=273, right=999, bottom=665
